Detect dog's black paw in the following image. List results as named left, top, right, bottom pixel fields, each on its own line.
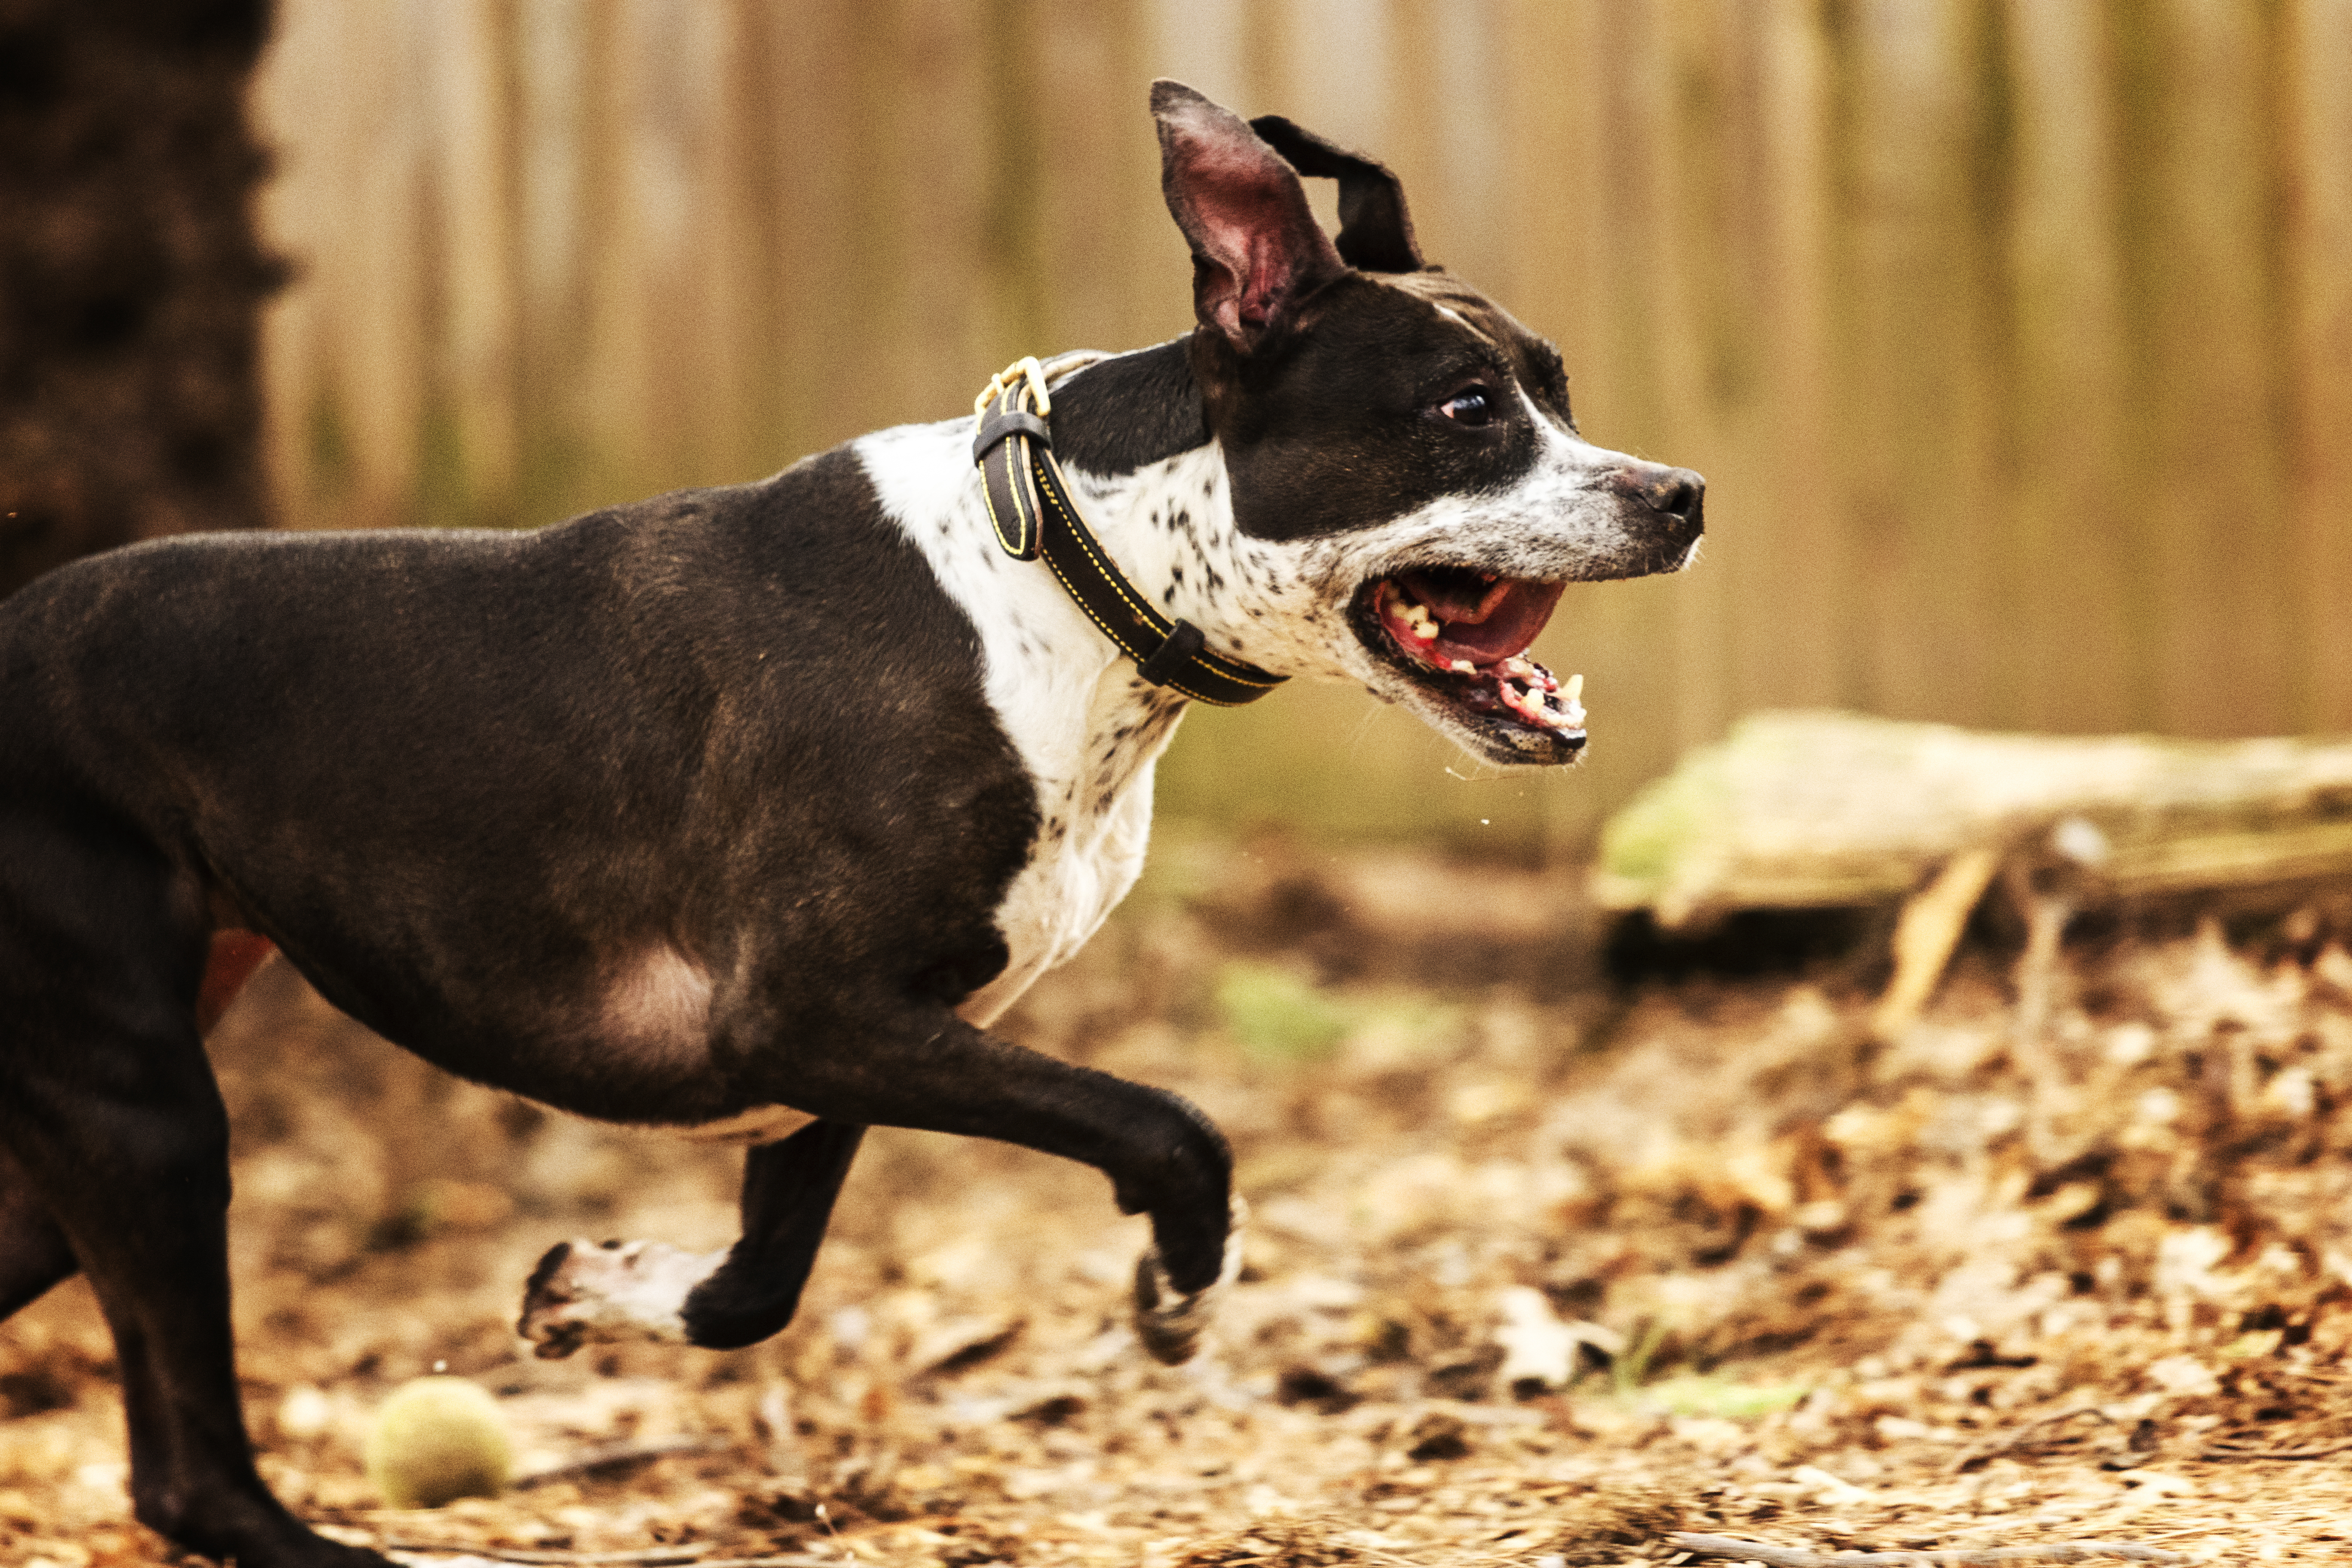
left=1132, top=1195, right=1247, bottom=1365
left=138, top=1494, right=401, bottom=1568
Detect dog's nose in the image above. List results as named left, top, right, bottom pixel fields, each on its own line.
left=1609, top=462, right=1705, bottom=527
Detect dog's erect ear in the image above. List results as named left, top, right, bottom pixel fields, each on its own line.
left=1152, top=80, right=1347, bottom=353
left=1246, top=115, right=1423, bottom=274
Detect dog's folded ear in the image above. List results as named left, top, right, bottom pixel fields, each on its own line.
left=1151, top=80, right=1348, bottom=353
left=1245, top=115, right=1423, bottom=274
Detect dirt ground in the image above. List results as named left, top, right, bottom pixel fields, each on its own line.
left=6, top=833, right=2352, bottom=1567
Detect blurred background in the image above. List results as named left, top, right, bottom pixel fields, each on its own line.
left=14, top=0, right=2352, bottom=853
left=8, top=12, right=2352, bottom=1555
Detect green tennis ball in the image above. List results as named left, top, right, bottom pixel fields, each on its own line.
left=364, top=1375, right=514, bottom=1509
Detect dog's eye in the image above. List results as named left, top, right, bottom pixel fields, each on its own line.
left=1436, top=388, right=1494, bottom=426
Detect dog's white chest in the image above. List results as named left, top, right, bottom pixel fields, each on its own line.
left=956, top=767, right=1157, bottom=1025
left=855, top=419, right=1193, bottom=1027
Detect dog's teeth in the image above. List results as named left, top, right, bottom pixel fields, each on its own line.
left=1565, top=672, right=1584, bottom=704
left=1450, top=659, right=1476, bottom=674
left=1500, top=656, right=1534, bottom=680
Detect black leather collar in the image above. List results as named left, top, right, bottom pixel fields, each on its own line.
left=972, top=357, right=1287, bottom=707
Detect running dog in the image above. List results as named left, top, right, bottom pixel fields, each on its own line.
left=0, top=82, right=1701, bottom=1565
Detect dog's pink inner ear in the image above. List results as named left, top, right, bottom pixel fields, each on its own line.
left=1153, top=81, right=1345, bottom=350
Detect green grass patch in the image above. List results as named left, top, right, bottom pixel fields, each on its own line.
left=1631, top=1372, right=1810, bottom=1420
left=1215, top=962, right=1353, bottom=1063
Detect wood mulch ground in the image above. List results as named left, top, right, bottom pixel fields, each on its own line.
left=5, top=836, right=2350, bottom=1567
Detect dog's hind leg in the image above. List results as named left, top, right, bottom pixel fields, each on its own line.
left=0, top=827, right=389, bottom=1568
left=519, top=1118, right=865, bottom=1358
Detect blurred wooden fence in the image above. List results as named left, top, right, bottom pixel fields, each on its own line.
left=251, top=0, right=2352, bottom=853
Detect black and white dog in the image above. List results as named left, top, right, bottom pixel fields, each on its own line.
left=0, top=83, right=1699, bottom=1566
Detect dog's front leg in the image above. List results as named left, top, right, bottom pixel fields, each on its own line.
left=518, top=1119, right=865, bottom=1359
left=518, top=1013, right=1241, bottom=1366
left=770, top=1012, right=1243, bottom=1365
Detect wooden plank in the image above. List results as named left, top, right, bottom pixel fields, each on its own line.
left=249, top=0, right=337, bottom=526
left=1651, top=0, right=1741, bottom=758
left=1838, top=0, right=2002, bottom=729
left=691, top=0, right=762, bottom=487
left=510, top=0, right=597, bottom=525
left=897, top=0, right=988, bottom=425
left=1277, top=0, right=1388, bottom=156
left=1430, top=6, right=1510, bottom=294
left=1744, top=0, right=1846, bottom=713
left=274, top=2, right=429, bottom=530
left=1037, top=1, right=1173, bottom=358
left=752, top=0, right=866, bottom=462
left=575, top=0, right=649, bottom=499
left=722, top=0, right=788, bottom=481
left=1998, top=0, right=2142, bottom=733
left=1498, top=0, right=1601, bottom=365
left=605, top=0, right=731, bottom=497
left=1143, top=0, right=1251, bottom=110
left=2288, top=0, right=2352, bottom=733
left=430, top=0, right=523, bottom=523
left=973, top=0, right=1050, bottom=370
left=560, top=0, right=636, bottom=511
left=1385, top=1, right=1497, bottom=285
left=2134, top=2, right=2295, bottom=738
left=343, top=2, right=430, bottom=530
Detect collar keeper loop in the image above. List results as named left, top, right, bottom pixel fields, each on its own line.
left=973, top=407, right=1052, bottom=464
left=1136, top=621, right=1207, bottom=688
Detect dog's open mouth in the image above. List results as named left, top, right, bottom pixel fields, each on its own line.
left=1358, top=566, right=1586, bottom=745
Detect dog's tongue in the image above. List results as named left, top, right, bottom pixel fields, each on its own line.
left=1407, top=575, right=1565, bottom=663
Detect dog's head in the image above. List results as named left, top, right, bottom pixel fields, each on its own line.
left=1152, top=81, right=1703, bottom=766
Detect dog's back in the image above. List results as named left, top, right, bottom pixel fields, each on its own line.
left=0, top=450, right=1037, bottom=1119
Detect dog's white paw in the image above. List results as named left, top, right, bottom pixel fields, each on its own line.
left=516, top=1237, right=726, bottom=1360
left=1132, top=1194, right=1248, bottom=1366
